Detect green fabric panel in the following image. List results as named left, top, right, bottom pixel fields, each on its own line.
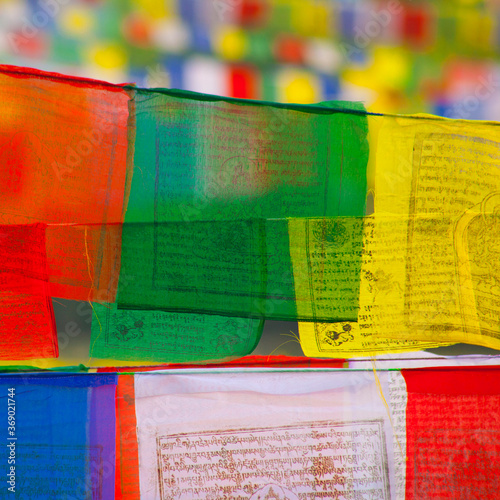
left=322, top=101, right=369, bottom=216
left=116, top=219, right=297, bottom=320
left=90, top=302, right=263, bottom=363
left=125, top=89, right=368, bottom=222
left=115, top=90, right=368, bottom=321
left=117, top=220, right=267, bottom=317
left=93, top=90, right=369, bottom=361
left=258, top=218, right=297, bottom=319
left=115, top=217, right=364, bottom=322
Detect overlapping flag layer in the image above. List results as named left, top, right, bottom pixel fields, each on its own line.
left=2, top=63, right=500, bottom=498
left=3, top=65, right=500, bottom=365
left=2, top=366, right=500, bottom=498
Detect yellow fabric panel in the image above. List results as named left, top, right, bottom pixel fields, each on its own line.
left=298, top=320, right=447, bottom=358
left=296, top=215, right=450, bottom=358
left=369, top=115, right=500, bottom=349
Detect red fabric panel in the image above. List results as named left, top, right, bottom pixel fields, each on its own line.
left=115, top=374, right=140, bottom=500
left=0, top=65, right=131, bottom=301
left=403, top=367, right=500, bottom=498
left=403, top=366, right=500, bottom=395
left=47, top=223, right=123, bottom=302
left=0, top=224, right=57, bottom=359
left=213, top=355, right=345, bottom=368
left=0, top=64, right=128, bottom=91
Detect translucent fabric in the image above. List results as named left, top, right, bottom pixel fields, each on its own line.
left=90, top=302, right=263, bottom=363
left=8, top=64, right=500, bottom=363
left=0, top=373, right=117, bottom=499
left=0, top=224, right=57, bottom=359
left=403, top=367, right=500, bottom=499
left=0, top=65, right=132, bottom=303
left=298, top=113, right=500, bottom=356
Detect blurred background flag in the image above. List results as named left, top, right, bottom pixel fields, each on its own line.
left=0, top=0, right=500, bottom=118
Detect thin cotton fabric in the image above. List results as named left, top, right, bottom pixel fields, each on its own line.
left=0, top=373, right=117, bottom=499
left=298, top=113, right=500, bottom=356
left=133, top=370, right=404, bottom=499
left=350, top=115, right=497, bottom=349
left=126, top=89, right=368, bottom=223
left=403, top=367, right=500, bottom=498
left=116, top=89, right=369, bottom=320
left=92, top=84, right=369, bottom=362
left=296, top=215, right=452, bottom=357
left=0, top=65, right=132, bottom=303
left=95, top=366, right=500, bottom=498
left=1, top=366, right=498, bottom=498
left=0, top=224, right=57, bottom=359
left=5, top=64, right=500, bottom=363
left=116, top=218, right=365, bottom=321
left=115, top=374, right=140, bottom=500
left=371, top=115, right=500, bottom=349
left=0, top=65, right=369, bottom=363
left=90, top=302, right=263, bottom=363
